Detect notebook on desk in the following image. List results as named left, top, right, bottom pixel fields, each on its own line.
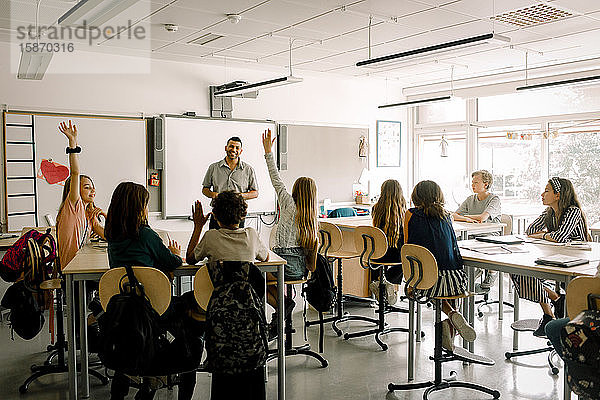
left=475, top=235, right=524, bottom=245
left=535, top=254, right=589, bottom=268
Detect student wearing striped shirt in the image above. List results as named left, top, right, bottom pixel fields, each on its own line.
left=511, top=177, right=590, bottom=337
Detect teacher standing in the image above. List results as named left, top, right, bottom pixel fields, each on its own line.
left=202, top=136, right=258, bottom=230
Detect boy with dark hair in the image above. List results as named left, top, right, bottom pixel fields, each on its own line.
left=186, top=191, right=268, bottom=266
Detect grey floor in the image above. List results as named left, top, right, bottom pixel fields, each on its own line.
left=0, top=276, right=575, bottom=400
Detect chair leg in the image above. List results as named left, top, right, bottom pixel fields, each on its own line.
left=268, top=284, right=328, bottom=368
left=344, top=267, right=408, bottom=350
left=389, top=299, right=499, bottom=399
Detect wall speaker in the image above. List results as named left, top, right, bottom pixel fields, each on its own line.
left=152, top=117, right=164, bottom=169
left=279, top=125, right=287, bottom=170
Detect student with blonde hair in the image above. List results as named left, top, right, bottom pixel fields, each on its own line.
left=453, top=169, right=501, bottom=289
left=405, top=180, right=476, bottom=351
left=262, top=129, right=318, bottom=338
left=513, top=177, right=590, bottom=337
left=370, top=179, right=406, bottom=288
left=56, top=120, right=106, bottom=269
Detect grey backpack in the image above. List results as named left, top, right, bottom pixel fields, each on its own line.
left=205, top=261, right=267, bottom=374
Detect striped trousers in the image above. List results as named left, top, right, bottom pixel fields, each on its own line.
left=510, top=274, right=550, bottom=303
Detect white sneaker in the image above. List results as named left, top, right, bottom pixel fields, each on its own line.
left=441, top=319, right=455, bottom=352
left=479, top=271, right=498, bottom=290
left=449, top=311, right=477, bottom=342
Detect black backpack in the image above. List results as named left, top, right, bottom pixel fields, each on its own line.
left=303, top=253, right=335, bottom=312
left=1, top=280, right=45, bottom=340
left=205, top=261, right=267, bottom=374
left=98, top=266, right=169, bottom=376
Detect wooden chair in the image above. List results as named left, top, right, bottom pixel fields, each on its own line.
left=566, top=276, right=600, bottom=319
left=99, top=267, right=191, bottom=395
left=339, top=226, right=411, bottom=350
left=307, top=222, right=379, bottom=338
left=388, top=244, right=499, bottom=399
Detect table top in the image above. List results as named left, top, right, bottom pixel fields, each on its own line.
left=62, top=244, right=285, bottom=275
left=319, top=216, right=504, bottom=235
left=0, top=236, right=19, bottom=250
left=460, top=239, right=600, bottom=278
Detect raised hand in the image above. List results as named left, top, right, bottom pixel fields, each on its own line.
left=192, top=200, right=211, bottom=227
left=262, top=129, right=276, bottom=153
left=59, top=120, right=78, bottom=144
left=168, top=240, right=181, bottom=256
left=86, top=205, right=104, bottom=222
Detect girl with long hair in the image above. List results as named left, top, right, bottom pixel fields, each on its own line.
left=262, top=129, right=318, bottom=338
left=56, top=120, right=106, bottom=269
left=512, top=177, right=590, bottom=337
left=405, top=180, right=476, bottom=351
left=370, top=179, right=406, bottom=284
left=105, top=182, right=195, bottom=400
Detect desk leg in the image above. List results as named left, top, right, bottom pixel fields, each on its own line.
left=513, top=289, right=519, bottom=351
left=563, top=277, right=572, bottom=400
left=79, top=281, right=89, bottom=398
left=277, top=266, right=285, bottom=400
left=498, top=272, right=504, bottom=321
left=66, top=275, right=78, bottom=400
left=408, top=299, right=415, bottom=381
left=468, top=265, right=475, bottom=354
left=416, top=302, right=422, bottom=343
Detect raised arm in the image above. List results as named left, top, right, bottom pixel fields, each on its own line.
left=262, top=129, right=293, bottom=208
left=186, top=200, right=211, bottom=264
left=59, top=120, right=80, bottom=204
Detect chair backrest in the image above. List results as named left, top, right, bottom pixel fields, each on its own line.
left=566, top=276, right=600, bottom=319
left=400, top=244, right=439, bottom=290
left=328, top=207, right=357, bottom=218
left=99, top=266, right=172, bottom=315
left=500, top=214, right=513, bottom=235
left=318, top=221, right=343, bottom=257
left=353, top=226, right=387, bottom=268
left=193, top=265, right=214, bottom=311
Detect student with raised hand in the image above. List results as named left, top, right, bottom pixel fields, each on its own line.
left=369, top=179, right=406, bottom=288
left=105, top=182, right=196, bottom=400
left=56, top=120, right=106, bottom=268
left=452, top=170, right=501, bottom=289
left=262, top=129, right=319, bottom=339
left=405, top=180, right=476, bottom=352
left=511, top=177, right=590, bottom=337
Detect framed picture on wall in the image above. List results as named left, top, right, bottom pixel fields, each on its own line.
left=376, top=120, right=401, bottom=167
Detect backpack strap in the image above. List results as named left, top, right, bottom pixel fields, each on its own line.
left=121, top=266, right=146, bottom=298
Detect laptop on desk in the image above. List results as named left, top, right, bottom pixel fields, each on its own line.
left=475, top=235, right=524, bottom=245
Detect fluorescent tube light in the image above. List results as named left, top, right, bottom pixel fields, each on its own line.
left=17, top=49, right=53, bottom=80
left=213, top=76, right=303, bottom=97
left=516, top=75, right=600, bottom=91
left=378, top=95, right=452, bottom=109
left=357, top=33, right=510, bottom=68
left=59, top=0, right=141, bottom=26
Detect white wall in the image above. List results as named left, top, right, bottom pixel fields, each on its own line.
left=0, top=42, right=409, bottom=228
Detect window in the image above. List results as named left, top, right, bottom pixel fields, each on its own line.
left=417, top=133, right=466, bottom=210
left=549, top=120, right=600, bottom=225
left=478, top=126, right=544, bottom=216
left=417, top=97, right=466, bottom=124
left=479, top=86, right=600, bottom=121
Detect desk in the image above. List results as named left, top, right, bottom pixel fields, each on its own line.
left=63, top=245, right=287, bottom=400
left=319, top=217, right=504, bottom=297
left=0, top=236, right=19, bottom=250
left=460, top=240, right=600, bottom=400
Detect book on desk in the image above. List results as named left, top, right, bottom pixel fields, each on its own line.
left=535, top=254, right=590, bottom=268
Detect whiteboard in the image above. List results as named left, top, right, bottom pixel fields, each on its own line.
left=163, top=116, right=277, bottom=217
left=32, top=114, right=146, bottom=225
left=280, top=124, right=368, bottom=203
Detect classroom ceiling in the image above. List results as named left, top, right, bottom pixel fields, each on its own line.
left=3, top=0, right=600, bottom=87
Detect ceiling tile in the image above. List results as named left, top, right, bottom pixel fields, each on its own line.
left=347, top=0, right=432, bottom=18
left=442, top=0, right=540, bottom=19
left=432, top=20, right=496, bottom=40
left=523, top=15, right=600, bottom=37
left=210, top=18, right=284, bottom=37
left=397, top=7, right=474, bottom=31
left=155, top=41, right=217, bottom=58
left=150, top=24, right=197, bottom=42
left=293, top=9, right=370, bottom=35
left=150, top=6, right=222, bottom=30
left=276, top=25, right=331, bottom=41
left=232, top=36, right=291, bottom=56
left=175, top=0, right=267, bottom=15
left=242, top=1, right=326, bottom=26
left=319, top=30, right=368, bottom=52
left=369, top=21, right=423, bottom=43
left=549, top=0, right=600, bottom=14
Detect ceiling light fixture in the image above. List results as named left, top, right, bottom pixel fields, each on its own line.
left=58, top=0, right=142, bottom=26
left=516, top=75, right=600, bottom=91
left=213, top=38, right=303, bottom=97
left=356, top=33, right=510, bottom=68
left=379, top=66, right=456, bottom=108
left=18, top=0, right=53, bottom=80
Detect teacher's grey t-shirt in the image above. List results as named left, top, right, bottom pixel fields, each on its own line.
left=455, top=193, right=501, bottom=223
